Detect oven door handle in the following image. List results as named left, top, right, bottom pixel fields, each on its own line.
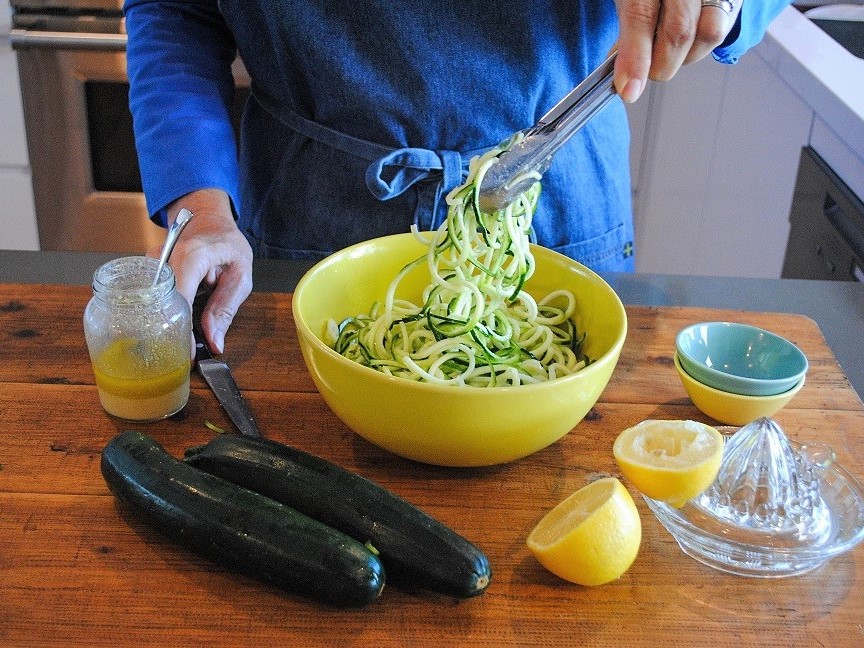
left=10, top=29, right=127, bottom=51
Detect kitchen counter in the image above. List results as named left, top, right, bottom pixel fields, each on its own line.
left=2, top=249, right=861, bottom=398
left=762, top=5, right=864, bottom=199
left=771, top=6, right=864, bottom=131
left=1, top=270, right=863, bottom=646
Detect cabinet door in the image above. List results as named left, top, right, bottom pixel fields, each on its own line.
left=1, top=0, right=10, bottom=34
left=0, top=167, right=39, bottom=250
left=633, top=50, right=813, bottom=278
left=0, top=44, right=29, bottom=167
left=1, top=16, right=39, bottom=250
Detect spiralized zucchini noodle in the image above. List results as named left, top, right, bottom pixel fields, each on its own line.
left=327, top=139, right=589, bottom=387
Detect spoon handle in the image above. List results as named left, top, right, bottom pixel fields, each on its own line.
left=152, top=208, right=194, bottom=287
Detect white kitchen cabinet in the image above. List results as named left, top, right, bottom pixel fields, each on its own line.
left=628, top=52, right=813, bottom=278
left=0, top=44, right=27, bottom=166
left=0, top=0, right=38, bottom=250
left=628, top=6, right=864, bottom=279
left=0, top=167, right=38, bottom=248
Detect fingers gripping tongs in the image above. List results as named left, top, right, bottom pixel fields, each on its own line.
left=478, top=51, right=618, bottom=211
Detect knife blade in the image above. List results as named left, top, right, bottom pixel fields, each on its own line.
left=193, top=317, right=263, bottom=438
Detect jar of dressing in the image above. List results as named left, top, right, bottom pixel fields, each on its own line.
left=83, top=256, right=192, bottom=421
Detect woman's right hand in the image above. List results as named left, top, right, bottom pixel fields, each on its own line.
left=154, top=188, right=254, bottom=354
left=613, top=0, right=743, bottom=103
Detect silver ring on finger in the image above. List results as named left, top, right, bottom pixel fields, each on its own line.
left=701, top=0, right=734, bottom=16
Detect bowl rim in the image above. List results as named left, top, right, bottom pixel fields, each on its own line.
left=673, top=352, right=806, bottom=402
left=675, top=321, right=808, bottom=386
left=675, top=351, right=803, bottom=397
left=292, top=234, right=629, bottom=394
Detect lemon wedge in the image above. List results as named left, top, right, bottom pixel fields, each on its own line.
left=613, top=419, right=724, bottom=508
left=526, top=477, right=641, bottom=586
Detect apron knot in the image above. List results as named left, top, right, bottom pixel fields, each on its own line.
left=365, top=147, right=467, bottom=230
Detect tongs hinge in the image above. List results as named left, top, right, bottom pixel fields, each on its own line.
left=478, top=51, right=618, bottom=211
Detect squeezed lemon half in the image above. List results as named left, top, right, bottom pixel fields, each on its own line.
left=613, top=419, right=724, bottom=508
left=526, top=477, right=641, bottom=587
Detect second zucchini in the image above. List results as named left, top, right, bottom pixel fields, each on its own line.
left=185, top=434, right=492, bottom=598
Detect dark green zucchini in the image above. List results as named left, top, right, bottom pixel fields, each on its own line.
left=101, top=431, right=384, bottom=608
left=184, top=434, right=492, bottom=598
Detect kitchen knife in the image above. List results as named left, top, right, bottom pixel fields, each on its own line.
left=193, top=318, right=263, bottom=438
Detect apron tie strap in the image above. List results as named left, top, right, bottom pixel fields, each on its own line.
left=252, top=91, right=481, bottom=231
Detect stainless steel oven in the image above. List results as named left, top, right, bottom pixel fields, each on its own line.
left=10, top=0, right=248, bottom=252
left=782, top=147, right=864, bottom=282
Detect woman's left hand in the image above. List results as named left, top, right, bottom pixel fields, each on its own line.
left=613, top=0, right=744, bottom=103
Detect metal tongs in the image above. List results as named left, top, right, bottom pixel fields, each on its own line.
left=478, top=51, right=618, bottom=211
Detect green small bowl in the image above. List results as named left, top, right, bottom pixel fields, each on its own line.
left=675, top=322, right=808, bottom=397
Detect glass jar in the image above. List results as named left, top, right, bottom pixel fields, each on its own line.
left=83, top=256, right=192, bottom=421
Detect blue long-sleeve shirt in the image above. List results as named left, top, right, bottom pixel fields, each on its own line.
left=124, top=0, right=791, bottom=270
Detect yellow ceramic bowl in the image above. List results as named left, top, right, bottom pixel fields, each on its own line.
left=674, top=353, right=804, bottom=426
left=292, top=233, right=627, bottom=467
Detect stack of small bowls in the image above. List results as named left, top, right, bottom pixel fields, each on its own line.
left=674, top=321, right=808, bottom=426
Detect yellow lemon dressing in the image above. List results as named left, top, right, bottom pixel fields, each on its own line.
left=93, top=338, right=190, bottom=421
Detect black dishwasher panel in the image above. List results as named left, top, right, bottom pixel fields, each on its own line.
left=782, top=147, right=864, bottom=282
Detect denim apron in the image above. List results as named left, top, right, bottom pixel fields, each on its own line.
left=218, top=0, right=636, bottom=272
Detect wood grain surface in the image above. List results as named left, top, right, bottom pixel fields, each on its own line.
left=1, top=284, right=862, bottom=647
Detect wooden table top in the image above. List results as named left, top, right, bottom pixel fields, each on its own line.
left=1, top=283, right=863, bottom=647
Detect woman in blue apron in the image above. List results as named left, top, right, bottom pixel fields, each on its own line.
left=124, top=0, right=791, bottom=352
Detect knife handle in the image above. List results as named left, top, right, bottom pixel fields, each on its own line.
left=193, top=317, right=214, bottom=363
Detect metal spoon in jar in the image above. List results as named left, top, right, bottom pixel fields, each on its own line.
left=151, top=208, right=194, bottom=287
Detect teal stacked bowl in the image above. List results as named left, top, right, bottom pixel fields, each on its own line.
left=675, top=322, right=808, bottom=397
